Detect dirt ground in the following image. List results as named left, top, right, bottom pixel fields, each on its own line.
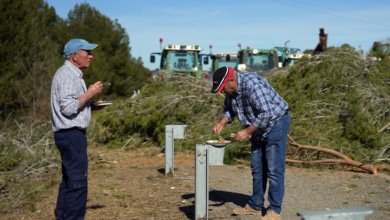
left=2, top=146, right=390, bottom=220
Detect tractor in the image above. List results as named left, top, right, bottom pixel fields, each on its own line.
left=204, top=45, right=238, bottom=72
left=235, top=43, right=279, bottom=75
left=150, top=38, right=208, bottom=80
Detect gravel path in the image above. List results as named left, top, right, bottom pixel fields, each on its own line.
left=207, top=165, right=390, bottom=220
left=2, top=148, right=389, bottom=220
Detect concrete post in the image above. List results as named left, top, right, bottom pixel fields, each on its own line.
left=195, top=144, right=209, bottom=219
left=165, top=125, right=187, bottom=176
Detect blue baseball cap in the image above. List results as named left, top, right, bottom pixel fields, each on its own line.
left=63, top=38, right=98, bottom=57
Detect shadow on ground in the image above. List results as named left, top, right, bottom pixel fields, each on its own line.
left=209, top=190, right=250, bottom=207
left=179, top=190, right=251, bottom=219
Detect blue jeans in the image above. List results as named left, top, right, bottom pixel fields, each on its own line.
left=248, top=112, right=291, bottom=214
left=54, top=128, right=88, bottom=220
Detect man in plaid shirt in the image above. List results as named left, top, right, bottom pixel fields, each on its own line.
left=211, top=66, right=291, bottom=220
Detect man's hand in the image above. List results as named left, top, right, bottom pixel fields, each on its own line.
left=234, top=126, right=256, bottom=142
left=213, top=117, right=229, bottom=135
left=78, top=81, right=103, bottom=108
left=88, top=81, right=103, bottom=97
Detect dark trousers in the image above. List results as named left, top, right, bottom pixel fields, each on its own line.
left=54, top=128, right=88, bottom=220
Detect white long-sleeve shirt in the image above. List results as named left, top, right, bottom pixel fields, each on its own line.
left=51, top=60, right=91, bottom=132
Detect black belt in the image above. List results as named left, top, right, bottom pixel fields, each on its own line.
left=56, top=127, right=86, bottom=134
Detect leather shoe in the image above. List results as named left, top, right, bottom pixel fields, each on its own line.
left=232, top=204, right=262, bottom=216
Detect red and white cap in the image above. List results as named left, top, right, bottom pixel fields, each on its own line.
left=210, top=66, right=235, bottom=93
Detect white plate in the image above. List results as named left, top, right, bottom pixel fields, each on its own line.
left=206, top=140, right=231, bottom=147
left=92, top=101, right=115, bottom=106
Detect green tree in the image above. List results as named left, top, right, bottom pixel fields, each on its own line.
left=56, top=3, right=150, bottom=99
left=0, top=0, right=59, bottom=120
left=0, top=1, right=150, bottom=120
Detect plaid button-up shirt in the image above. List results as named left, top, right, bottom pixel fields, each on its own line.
left=221, top=72, right=289, bottom=139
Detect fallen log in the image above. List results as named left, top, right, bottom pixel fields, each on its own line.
left=287, top=136, right=377, bottom=174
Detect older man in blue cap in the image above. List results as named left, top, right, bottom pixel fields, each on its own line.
left=51, top=38, right=103, bottom=220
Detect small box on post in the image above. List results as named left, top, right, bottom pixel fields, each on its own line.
left=205, top=140, right=230, bottom=166
left=165, top=125, right=187, bottom=176
left=207, top=145, right=225, bottom=166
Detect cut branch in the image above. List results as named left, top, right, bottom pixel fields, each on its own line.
left=287, top=135, right=377, bottom=174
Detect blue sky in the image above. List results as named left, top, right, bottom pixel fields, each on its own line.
left=46, top=0, right=390, bottom=70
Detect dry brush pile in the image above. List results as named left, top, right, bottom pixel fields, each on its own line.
left=0, top=119, right=58, bottom=210
left=89, top=75, right=227, bottom=150
left=269, top=45, right=390, bottom=172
